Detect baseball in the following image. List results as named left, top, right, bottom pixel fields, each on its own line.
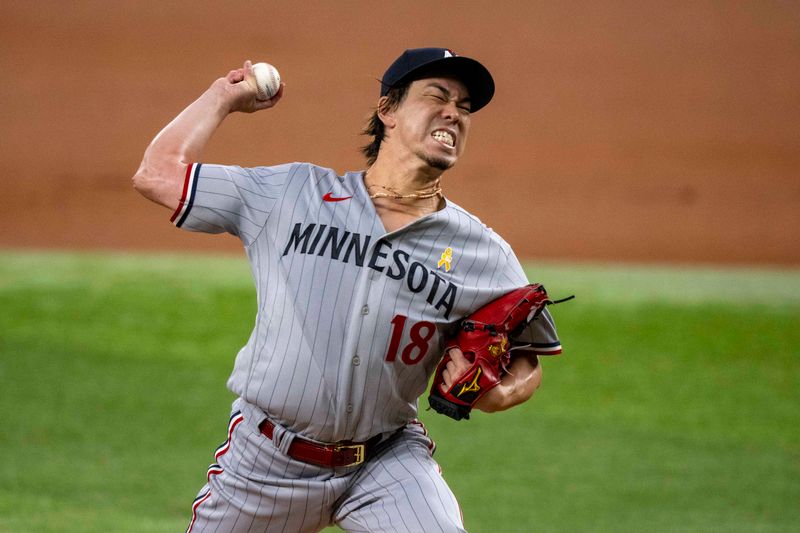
left=246, top=62, right=281, bottom=100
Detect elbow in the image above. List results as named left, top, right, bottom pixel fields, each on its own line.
left=132, top=158, right=156, bottom=197
left=525, top=360, right=544, bottom=400
left=505, top=357, right=543, bottom=408
left=131, top=158, right=182, bottom=210
left=131, top=168, right=162, bottom=205
left=131, top=167, right=148, bottom=196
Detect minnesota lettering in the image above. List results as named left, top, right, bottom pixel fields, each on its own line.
left=282, top=222, right=457, bottom=319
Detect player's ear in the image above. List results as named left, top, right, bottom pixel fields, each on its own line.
left=377, top=96, right=397, bottom=129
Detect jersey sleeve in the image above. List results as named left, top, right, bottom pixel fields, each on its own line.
left=512, top=307, right=562, bottom=355
left=170, top=162, right=295, bottom=246
left=501, top=244, right=563, bottom=355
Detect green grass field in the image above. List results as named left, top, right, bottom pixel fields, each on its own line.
left=1, top=251, right=798, bottom=532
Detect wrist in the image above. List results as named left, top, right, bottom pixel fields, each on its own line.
left=205, top=78, right=237, bottom=116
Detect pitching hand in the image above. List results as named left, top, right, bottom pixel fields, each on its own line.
left=218, top=60, right=285, bottom=114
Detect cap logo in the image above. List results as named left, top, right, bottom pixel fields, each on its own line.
left=380, top=47, right=493, bottom=111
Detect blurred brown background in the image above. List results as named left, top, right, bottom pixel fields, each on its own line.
left=1, top=0, right=798, bottom=265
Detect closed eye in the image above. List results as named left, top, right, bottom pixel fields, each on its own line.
left=427, top=93, right=470, bottom=112
left=424, top=83, right=471, bottom=113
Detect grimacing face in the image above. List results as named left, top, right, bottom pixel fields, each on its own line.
left=386, top=76, right=472, bottom=171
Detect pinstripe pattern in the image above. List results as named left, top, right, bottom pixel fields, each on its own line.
left=186, top=490, right=212, bottom=533
left=188, top=412, right=245, bottom=533
left=177, top=162, right=560, bottom=442
left=176, top=162, right=560, bottom=531
left=187, top=400, right=464, bottom=532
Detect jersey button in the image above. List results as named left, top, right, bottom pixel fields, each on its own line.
left=346, top=404, right=353, bottom=413
left=361, top=305, right=369, bottom=315
left=352, top=356, right=361, bottom=366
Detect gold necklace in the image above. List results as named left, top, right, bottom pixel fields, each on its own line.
left=367, top=184, right=443, bottom=200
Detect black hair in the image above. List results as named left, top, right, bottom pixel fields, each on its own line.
left=360, top=83, right=410, bottom=166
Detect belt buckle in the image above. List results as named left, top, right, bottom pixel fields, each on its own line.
left=335, top=443, right=365, bottom=467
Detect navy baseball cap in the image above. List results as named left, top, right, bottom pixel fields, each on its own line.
left=380, top=48, right=495, bottom=112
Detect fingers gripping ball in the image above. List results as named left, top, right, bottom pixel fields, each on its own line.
left=429, top=284, right=555, bottom=420
left=246, top=62, right=281, bottom=100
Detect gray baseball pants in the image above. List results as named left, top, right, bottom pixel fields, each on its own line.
left=186, top=399, right=466, bottom=533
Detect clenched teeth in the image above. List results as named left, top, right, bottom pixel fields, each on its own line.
left=432, top=131, right=455, bottom=148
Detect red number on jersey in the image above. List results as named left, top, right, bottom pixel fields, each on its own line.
left=385, top=315, right=436, bottom=365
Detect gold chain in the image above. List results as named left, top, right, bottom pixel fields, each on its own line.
left=367, top=184, right=443, bottom=200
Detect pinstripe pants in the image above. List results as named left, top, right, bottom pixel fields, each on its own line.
left=186, top=399, right=466, bottom=533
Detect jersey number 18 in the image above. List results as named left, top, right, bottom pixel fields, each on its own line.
left=385, top=315, right=435, bottom=365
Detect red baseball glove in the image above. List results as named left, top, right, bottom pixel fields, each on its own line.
left=428, top=284, right=567, bottom=420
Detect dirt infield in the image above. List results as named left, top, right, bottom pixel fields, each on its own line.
left=1, top=1, right=798, bottom=265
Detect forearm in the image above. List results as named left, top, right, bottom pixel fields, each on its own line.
left=475, top=354, right=542, bottom=413
left=133, top=81, right=232, bottom=210
left=150, top=83, right=231, bottom=167
left=132, top=61, right=284, bottom=211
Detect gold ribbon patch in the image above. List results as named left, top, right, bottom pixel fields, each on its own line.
left=437, top=247, right=454, bottom=272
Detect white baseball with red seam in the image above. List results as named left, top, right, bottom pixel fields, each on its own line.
left=246, top=62, right=281, bottom=100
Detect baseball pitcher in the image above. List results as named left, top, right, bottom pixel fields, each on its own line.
left=133, top=47, right=562, bottom=532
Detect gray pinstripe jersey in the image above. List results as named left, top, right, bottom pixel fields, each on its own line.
left=172, top=162, right=561, bottom=442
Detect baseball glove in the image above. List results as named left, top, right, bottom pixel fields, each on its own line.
left=428, top=284, right=569, bottom=421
